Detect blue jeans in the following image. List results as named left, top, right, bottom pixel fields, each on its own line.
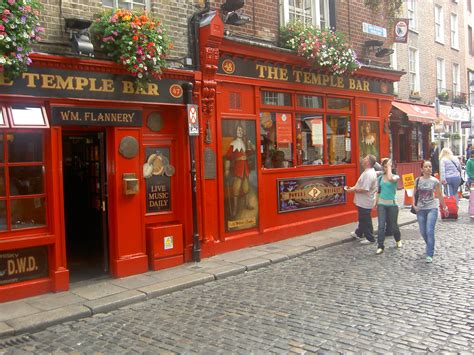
left=445, top=176, right=461, bottom=203
left=377, top=205, right=401, bottom=249
left=416, top=208, right=438, bottom=257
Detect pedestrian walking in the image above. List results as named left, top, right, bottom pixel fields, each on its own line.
left=466, top=143, right=472, bottom=162
left=412, top=160, right=448, bottom=263
left=346, top=155, right=378, bottom=244
left=466, top=149, right=474, bottom=190
left=376, top=158, right=402, bottom=254
left=439, top=147, right=462, bottom=203
left=429, top=142, right=439, bottom=176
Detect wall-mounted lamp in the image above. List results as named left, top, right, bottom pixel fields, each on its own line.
left=363, top=40, right=394, bottom=61
left=221, top=0, right=251, bottom=26
left=64, top=18, right=94, bottom=57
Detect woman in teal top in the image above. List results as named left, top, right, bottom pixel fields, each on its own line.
left=376, top=158, right=402, bottom=254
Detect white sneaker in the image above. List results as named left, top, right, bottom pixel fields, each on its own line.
left=396, top=240, right=403, bottom=248
left=360, top=239, right=374, bottom=245
left=351, top=232, right=361, bottom=240
left=376, top=248, right=384, bottom=255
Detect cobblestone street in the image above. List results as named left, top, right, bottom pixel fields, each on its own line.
left=1, top=204, right=473, bottom=353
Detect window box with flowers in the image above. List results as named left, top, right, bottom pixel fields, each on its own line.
left=451, top=132, right=461, bottom=140
left=0, top=0, right=44, bottom=80
left=90, top=9, right=172, bottom=89
left=452, top=94, right=466, bottom=105
left=437, top=92, right=449, bottom=102
left=279, top=21, right=360, bottom=76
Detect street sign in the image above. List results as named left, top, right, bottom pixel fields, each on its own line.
left=187, top=104, right=199, bottom=136
left=461, top=121, right=472, bottom=129
left=402, top=173, right=415, bottom=190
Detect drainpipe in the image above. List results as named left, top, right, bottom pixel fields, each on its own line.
left=183, top=82, right=201, bottom=262
left=188, top=0, right=211, bottom=70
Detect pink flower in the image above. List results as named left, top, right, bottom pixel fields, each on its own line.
left=0, top=25, right=4, bottom=31
left=7, top=0, right=15, bottom=5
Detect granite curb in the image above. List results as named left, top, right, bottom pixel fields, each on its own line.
left=0, top=216, right=418, bottom=339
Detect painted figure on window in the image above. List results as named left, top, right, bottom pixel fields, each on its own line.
left=360, top=122, right=378, bottom=160
left=224, top=124, right=255, bottom=219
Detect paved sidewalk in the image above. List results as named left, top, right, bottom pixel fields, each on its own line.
left=0, top=201, right=417, bottom=339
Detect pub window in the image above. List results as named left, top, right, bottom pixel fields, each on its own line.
left=102, top=0, right=149, bottom=10
left=297, top=113, right=324, bottom=165
left=8, top=105, right=49, bottom=128
left=280, top=0, right=333, bottom=29
left=0, top=132, right=46, bottom=231
left=0, top=108, right=8, bottom=128
left=297, top=94, right=323, bottom=109
left=326, top=115, right=351, bottom=164
left=261, top=91, right=292, bottom=107
left=260, top=112, right=294, bottom=168
left=327, top=97, right=351, bottom=111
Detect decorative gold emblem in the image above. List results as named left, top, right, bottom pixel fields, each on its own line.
left=222, top=59, right=236, bottom=75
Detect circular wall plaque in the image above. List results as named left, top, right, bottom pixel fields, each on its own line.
left=147, top=112, right=164, bottom=132
left=119, top=136, right=139, bottom=159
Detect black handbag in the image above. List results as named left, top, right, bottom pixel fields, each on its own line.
left=410, top=177, right=419, bottom=214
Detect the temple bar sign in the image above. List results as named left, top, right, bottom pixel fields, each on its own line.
left=51, top=107, right=142, bottom=127
left=0, top=67, right=186, bottom=104
left=219, top=56, right=394, bottom=95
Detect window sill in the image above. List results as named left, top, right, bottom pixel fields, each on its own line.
left=451, top=46, right=460, bottom=51
left=435, top=39, right=445, bottom=45
left=409, top=94, right=422, bottom=100
left=408, top=28, right=419, bottom=35
left=261, top=163, right=356, bottom=174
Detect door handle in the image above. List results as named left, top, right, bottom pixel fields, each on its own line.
left=102, top=201, right=106, bottom=212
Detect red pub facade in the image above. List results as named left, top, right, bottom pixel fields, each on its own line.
left=0, top=11, right=403, bottom=302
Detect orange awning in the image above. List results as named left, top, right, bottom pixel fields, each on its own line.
left=392, top=101, right=451, bottom=125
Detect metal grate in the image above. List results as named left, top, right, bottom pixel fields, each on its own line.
left=0, top=335, right=34, bottom=349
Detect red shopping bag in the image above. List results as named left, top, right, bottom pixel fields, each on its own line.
left=441, top=185, right=458, bottom=220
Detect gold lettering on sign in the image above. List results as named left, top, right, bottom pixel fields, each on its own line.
left=59, top=111, right=80, bottom=121
left=122, top=81, right=159, bottom=96
left=148, top=184, right=169, bottom=208
left=255, top=64, right=289, bottom=81
left=22, top=73, right=40, bottom=88
left=0, top=74, right=14, bottom=86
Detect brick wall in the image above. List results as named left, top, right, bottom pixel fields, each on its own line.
left=33, top=0, right=395, bottom=68
left=33, top=0, right=198, bottom=59
left=215, top=0, right=394, bottom=66
left=394, top=0, right=467, bottom=104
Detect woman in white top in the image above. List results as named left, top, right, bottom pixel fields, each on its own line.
left=439, top=147, right=461, bottom=202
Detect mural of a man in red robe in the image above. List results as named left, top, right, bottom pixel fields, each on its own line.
left=224, top=124, right=255, bottom=219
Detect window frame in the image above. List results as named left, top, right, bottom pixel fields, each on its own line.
left=0, top=131, right=48, bottom=234
left=452, top=63, right=460, bottom=96
left=6, top=105, right=49, bottom=129
left=408, top=47, right=420, bottom=94
left=280, top=0, right=331, bottom=29
left=436, top=58, right=446, bottom=93
left=259, top=89, right=354, bottom=169
left=102, top=0, right=150, bottom=10
left=469, top=26, right=474, bottom=55
left=435, top=5, right=444, bottom=43
left=450, top=13, right=459, bottom=49
left=407, top=0, right=417, bottom=30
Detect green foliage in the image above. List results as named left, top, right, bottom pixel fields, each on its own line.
left=0, top=0, right=43, bottom=80
left=364, top=0, right=403, bottom=24
left=90, top=9, right=172, bottom=89
left=280, top=21, right=360, bottom=75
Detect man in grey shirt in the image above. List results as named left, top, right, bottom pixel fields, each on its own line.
left=346, top=155, right=378, bottom=244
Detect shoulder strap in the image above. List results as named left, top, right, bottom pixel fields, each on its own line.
left=451, top=159, right=461, bottom=173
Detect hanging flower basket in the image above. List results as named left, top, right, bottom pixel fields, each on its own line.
left=0, top=0, right=44, bottom=80
left=280, top=21, right=360, bottom=76
left=90, top=9, right=172, bottom=89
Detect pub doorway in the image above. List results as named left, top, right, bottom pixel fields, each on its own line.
left=62, top=131, right=109, bottom=282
